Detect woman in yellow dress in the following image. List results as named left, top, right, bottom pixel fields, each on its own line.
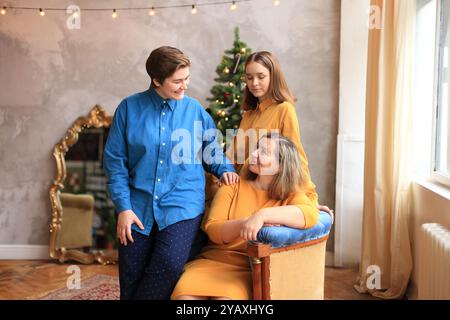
left=172, top=133, right=319, bottom=300
left=209, top=51, right=332, bottom=214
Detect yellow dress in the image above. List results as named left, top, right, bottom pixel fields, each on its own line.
left=171, top=178, right=319, bottom=300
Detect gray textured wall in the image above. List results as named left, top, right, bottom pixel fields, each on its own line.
left=0, top=0, right=340, bottom=245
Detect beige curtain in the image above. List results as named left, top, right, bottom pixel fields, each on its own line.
left=354, top=0, right=415, bottom=299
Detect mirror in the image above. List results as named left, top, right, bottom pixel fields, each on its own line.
left=49, top=105, right=118, bottom=265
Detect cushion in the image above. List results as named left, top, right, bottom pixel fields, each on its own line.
left=256, top=211, right=333, bottom=248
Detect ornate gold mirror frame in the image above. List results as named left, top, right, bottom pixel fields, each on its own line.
left=49, top=105, right=115, bottom=265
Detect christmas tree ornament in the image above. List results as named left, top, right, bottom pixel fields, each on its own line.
left=232, top=53, right=241, bottom=74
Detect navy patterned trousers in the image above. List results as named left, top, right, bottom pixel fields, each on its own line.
left=118, top=215, right=202, bottom=300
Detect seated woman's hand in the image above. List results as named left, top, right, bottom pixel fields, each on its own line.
left=218, top=172, right=239, bottom=186
left=240, top=211, right=265, bottom=241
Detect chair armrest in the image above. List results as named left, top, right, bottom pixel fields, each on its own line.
left=246, top=211, right=333, bottom=258
left=247, top=242, right=271, bottom=258
left=246, top=212, right=333, bottom=300
left=255, top=211, right=333, bottom=248
left=247, top=235, right=329, bottom=258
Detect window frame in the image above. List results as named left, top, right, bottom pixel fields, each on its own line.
left=431, top=0, right=450, bottom=187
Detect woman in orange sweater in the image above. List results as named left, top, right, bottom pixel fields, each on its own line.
left=213, top=51, right=332, bottom=214
left=172, top=133, right=319, bottom=300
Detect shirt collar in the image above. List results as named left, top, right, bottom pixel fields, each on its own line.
left=256, top=97, right=276, bottom=112
left=148, top=86, right=177, bottom=111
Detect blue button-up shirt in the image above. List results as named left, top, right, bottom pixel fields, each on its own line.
left=103, top=87, right=234, bottom=235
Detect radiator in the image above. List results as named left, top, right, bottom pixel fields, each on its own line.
left=418, top=223, right=450, bottom=300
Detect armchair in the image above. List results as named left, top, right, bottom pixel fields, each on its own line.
left=247, top=211, right=333, bottom=300
left=56, top=193, right=95, bottom=249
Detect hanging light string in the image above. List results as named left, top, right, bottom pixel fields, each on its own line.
left=0, top=0, right=281, bottom=14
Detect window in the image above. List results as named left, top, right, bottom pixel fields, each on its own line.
left=434, top=0, right=450, bottom=186
left=413, top=0, right=450, bottom=188
left=414, top=0, right=436, bottom=177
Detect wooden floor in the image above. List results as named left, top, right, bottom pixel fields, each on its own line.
left=0, top=260, right=378, bottom=300
left=324, top=267, right=378, bottom=300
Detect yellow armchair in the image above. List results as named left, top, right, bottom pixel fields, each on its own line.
left=247, top=211, right=332, bottom=300
left=56, top=193, right=94, bottom=249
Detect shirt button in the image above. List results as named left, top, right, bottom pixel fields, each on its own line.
left=162, top=143, right=166, bottom=146
left=158, top=178, right=161, bottom=182
left=155, top=195, right=158, bottom=199
left=160, top=160, right=163, bottom=164
left=162, top=127, right=165, bottom=130
left=162, top=112, right=166, bottom=116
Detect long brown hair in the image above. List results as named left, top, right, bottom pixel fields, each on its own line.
left=242, top=51, right=295, bottom=111
left=246, top=133, right=304, bottom=200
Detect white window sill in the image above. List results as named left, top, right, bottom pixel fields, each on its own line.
left=412, top=173, right=450, bottom=201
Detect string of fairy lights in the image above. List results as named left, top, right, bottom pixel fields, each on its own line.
left=0, top=0, right=281, bottom=17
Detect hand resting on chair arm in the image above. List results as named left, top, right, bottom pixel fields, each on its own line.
left=219, top=206, right=306, bottom=244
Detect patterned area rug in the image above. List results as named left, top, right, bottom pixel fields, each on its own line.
left=39, top=275, right=119, bottom=300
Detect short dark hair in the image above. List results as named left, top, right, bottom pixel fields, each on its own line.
left=146, top=46, right=191, bottom=86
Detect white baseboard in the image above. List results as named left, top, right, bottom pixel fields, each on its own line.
left=0, top=245, right=50, bottom=260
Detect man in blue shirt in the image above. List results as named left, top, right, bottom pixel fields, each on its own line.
left=103, top=46, right=238, bottom=300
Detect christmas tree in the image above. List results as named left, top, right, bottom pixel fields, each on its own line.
left=207, top=27, right=252, bottom=146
